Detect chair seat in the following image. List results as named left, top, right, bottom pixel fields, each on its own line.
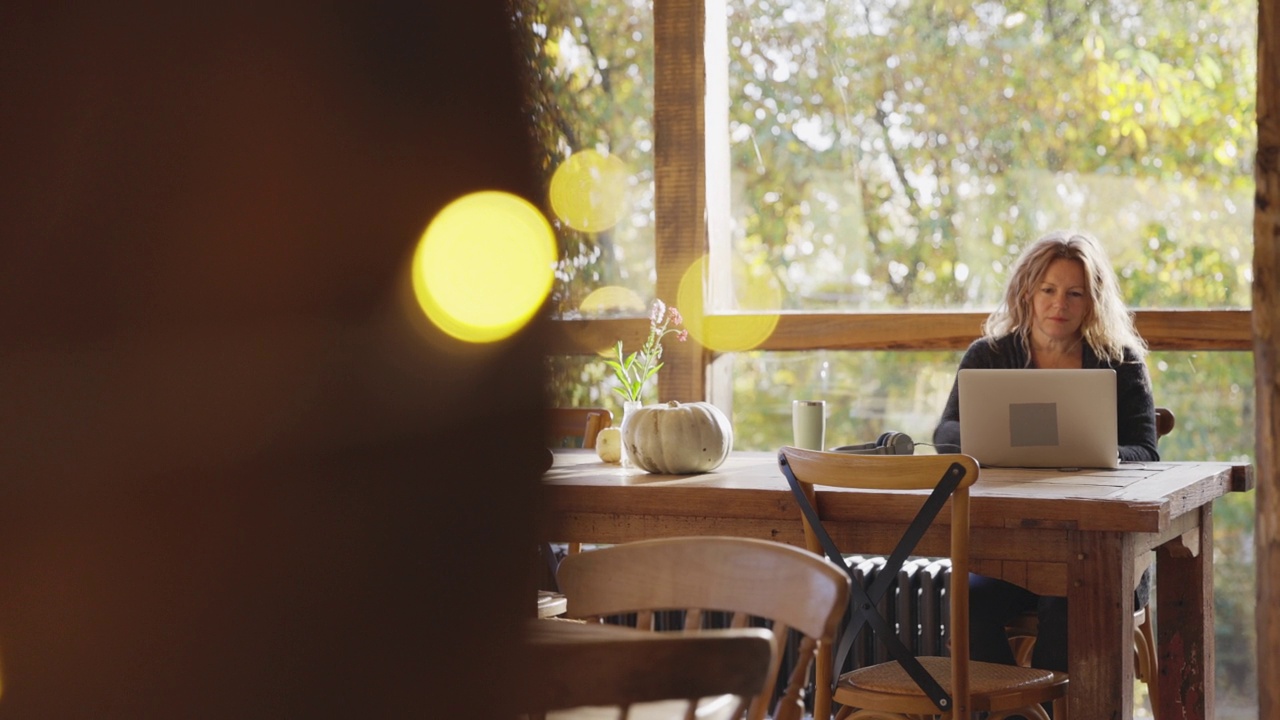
left=836, top=656, right=1068, bottom=714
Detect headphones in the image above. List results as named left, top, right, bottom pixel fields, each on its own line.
left=831, top=431, right=916, bottom=456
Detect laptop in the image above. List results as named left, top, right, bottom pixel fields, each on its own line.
left=957, top=368, right=1119, bottom=469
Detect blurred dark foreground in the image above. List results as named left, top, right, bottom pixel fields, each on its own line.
left=0, top=4, right=544, bottom=717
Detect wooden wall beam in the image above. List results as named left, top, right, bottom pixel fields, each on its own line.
left=1254, top=0, right=1280, bottom=715
left=547, top=309, right=1253, bottom=357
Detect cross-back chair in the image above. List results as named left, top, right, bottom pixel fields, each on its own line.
left=779, top=447, right=1069, bottom=720
left=555, top=536, right=851, bottom=720
left=521, top=621, right=775, bottom=720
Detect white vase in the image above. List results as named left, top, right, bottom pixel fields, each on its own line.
left=620, top=400, right=642, bottom=468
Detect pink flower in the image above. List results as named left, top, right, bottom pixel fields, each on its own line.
left=677, top=329, right=689, bottom=342
left=668, top=307, right=683, bottom=326
left=650, top=299, right=666, bottom=325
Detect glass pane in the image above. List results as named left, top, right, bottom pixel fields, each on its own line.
left=1147, top=351, right=1253, bottom=463
left=725, top=348, right=1256, bottom=712
left=513, top=0, right=656, bottom=319
left=545, top=355, right=632, bottom=419
left=723, top=0, right=1256, bottom=311
left=725, top=349, right=959, bottom=450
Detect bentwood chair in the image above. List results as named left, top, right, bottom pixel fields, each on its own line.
left=548, top=407, right=614, bottom=450
left=545, top=407, right=614, bottom=559
left=556, top=536, right=851, bottom=720
left=521, top=620, right=775, bottom=720
left=779, top=447, right=1069, bottom=720
left=1005, top=407, right=1175, bottom=714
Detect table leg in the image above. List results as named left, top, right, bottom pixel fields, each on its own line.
left=1154, top=505, right=1215, bottom=720
left=1067, top=530, right=1136, bottom=720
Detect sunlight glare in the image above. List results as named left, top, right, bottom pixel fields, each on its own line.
left=579, top=286, right=647, bottom=355
left=677, top=256, right=781, bottom=352
left=548, top=149, right=629, bottom=232
left=412, top=191, right=555, bottom=344
left=579, top=286, right=646, bottom=315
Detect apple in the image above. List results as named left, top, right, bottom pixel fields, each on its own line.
left=595, top=427, right=623, bottom=463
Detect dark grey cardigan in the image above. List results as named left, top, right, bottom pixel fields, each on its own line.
left=932, top=333, right=1160, bottom=462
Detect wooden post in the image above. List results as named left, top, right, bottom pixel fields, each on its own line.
left=1255, top=1, right=1280, bottom=716
left=654, top=0, right=711, bottom=404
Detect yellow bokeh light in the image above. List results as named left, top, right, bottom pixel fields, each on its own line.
left=579, top=286, right=647, bottom=356
left=677, top=256, right=781, bottom=352
left=548, top=149, right=629, bottom=233
left=411, top=191, right=555, bottom=344
left=579, top=286, right=646, bottom=315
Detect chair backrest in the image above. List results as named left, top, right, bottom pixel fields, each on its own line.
left=556, top=536, right=851, bottom=720
left=778, top=447, right=980, bottom=720
left=547, top=407, right=613, bottom=449
left=1155, top=406, right=1175, bottom=440
left=521, top=621, right=775, bottom=719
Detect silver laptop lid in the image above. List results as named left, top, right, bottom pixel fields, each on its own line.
left=957, top=368, right=1119, bottom=469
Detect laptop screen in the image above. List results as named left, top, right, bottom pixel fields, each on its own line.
left=957, top=368, right=1119, bottom=469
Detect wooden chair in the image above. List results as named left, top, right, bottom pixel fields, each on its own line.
left=1004, top=407, right=1175, bottom=712
left=1155, top=406, right=1175, bottom=439
left=545, top=407, right=613, bottom=560
left=556, top=536, right=851, bottom=720
left=779, top=447, right=1068, bottom=720
left=521, top=620, right=775, bottom=720
left=548, top=407, right=614, bottom=449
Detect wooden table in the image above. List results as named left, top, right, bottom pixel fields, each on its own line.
left=541, top=449, right=1254, bottom=720
left=536, top=590, right=567, bottom=619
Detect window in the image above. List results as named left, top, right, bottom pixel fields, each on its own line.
left=723, top=0, right=1255, bottom=314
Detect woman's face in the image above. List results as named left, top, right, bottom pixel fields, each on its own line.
left=1029, top=258, right=1089, bottom=344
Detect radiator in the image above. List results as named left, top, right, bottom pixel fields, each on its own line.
left=834, top=555, right=953, bottom=670
left=767, top=555, right=953, bottom=716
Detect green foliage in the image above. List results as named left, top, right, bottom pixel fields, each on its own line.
left=603, top=341, right=657, bottom=403
left=512, top=0, right=656, bottom=315
left=723, top=0, right=1255, bottom=311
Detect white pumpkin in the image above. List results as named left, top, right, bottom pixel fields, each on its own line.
left=621, top=401, right=733, bottom=474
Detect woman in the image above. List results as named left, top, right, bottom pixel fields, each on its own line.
left=933, top=230, right=1158, bottom=674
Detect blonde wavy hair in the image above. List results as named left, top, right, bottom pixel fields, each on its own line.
left=983, top=230, right=1146, bottom=364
